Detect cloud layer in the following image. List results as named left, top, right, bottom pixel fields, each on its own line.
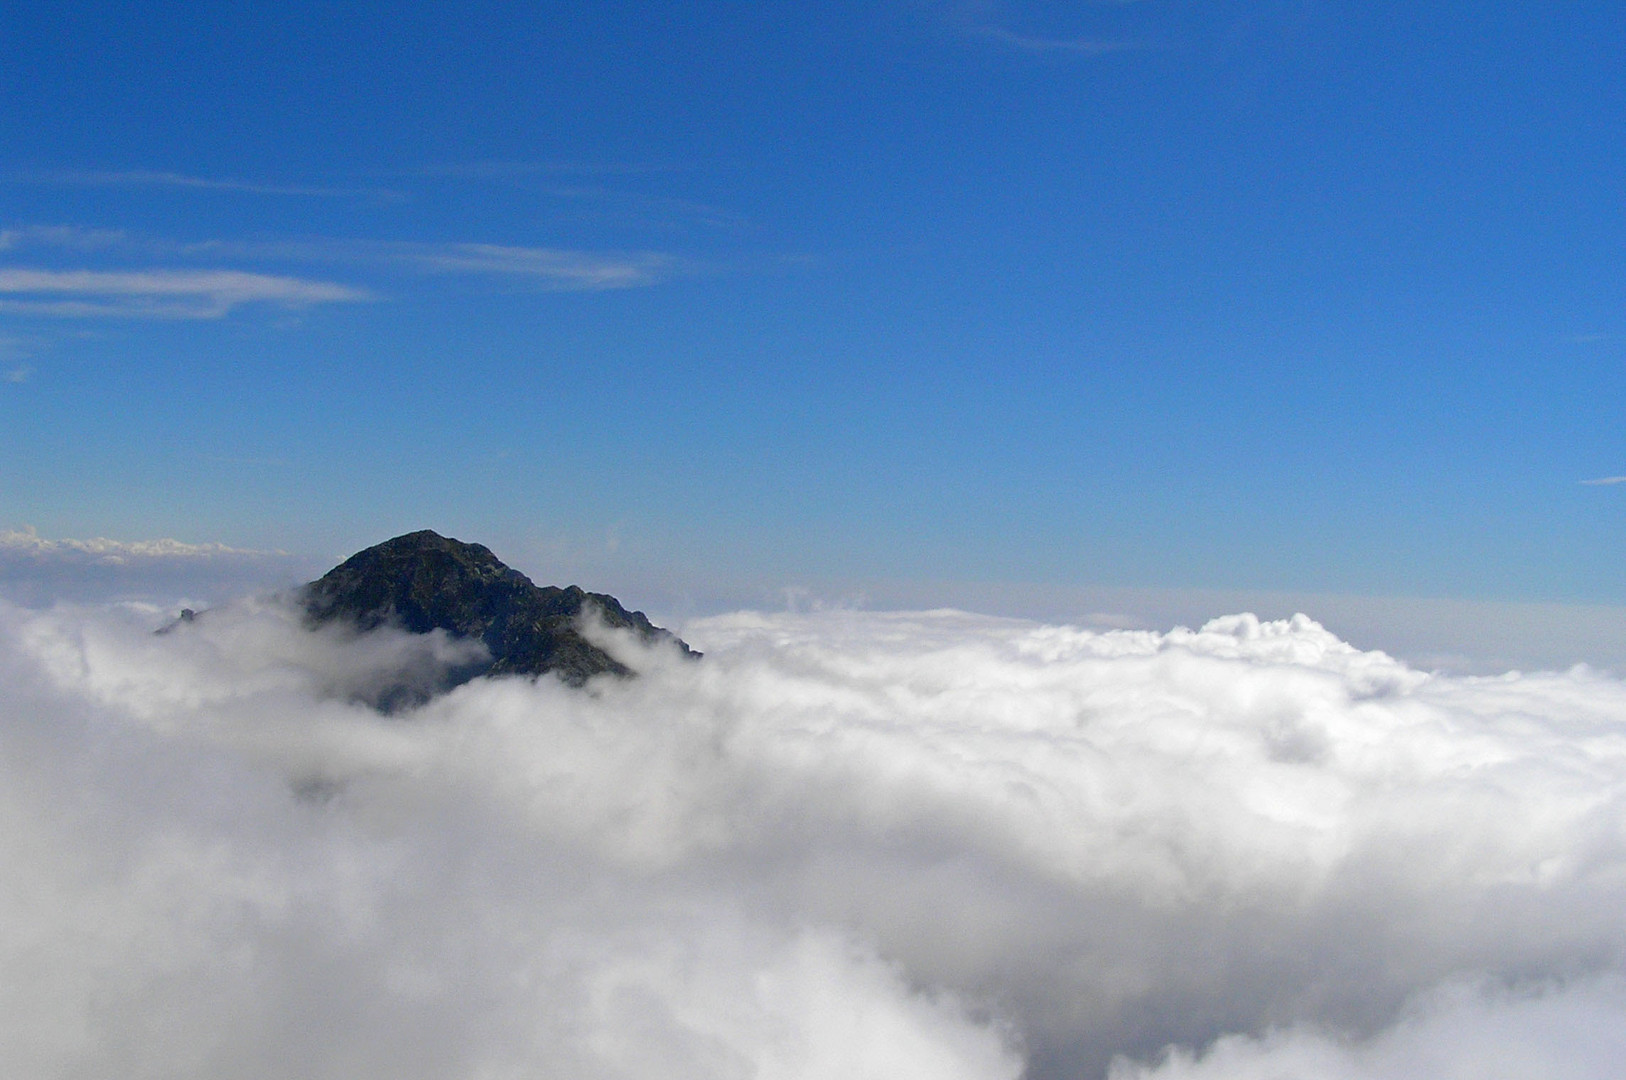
left=5, top=600, right=1626, bottom=1078
left=0, top=528, right=312, bottom=606
left=0, top=527, right=274, bottom=562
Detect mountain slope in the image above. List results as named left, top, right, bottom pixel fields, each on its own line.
left=302, top=529, right=695, bottom=689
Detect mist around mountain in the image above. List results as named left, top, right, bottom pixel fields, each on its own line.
left=294, top=530, right=695, bottom=706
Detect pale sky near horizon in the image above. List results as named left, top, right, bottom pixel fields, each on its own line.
left=3, top=1, right=1625, bottom=607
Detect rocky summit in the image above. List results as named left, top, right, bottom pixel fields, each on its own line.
left=301, top=530, right=695, bottom=690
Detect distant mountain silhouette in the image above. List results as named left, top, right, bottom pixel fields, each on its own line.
left=301, top=530, right=696, bottom=692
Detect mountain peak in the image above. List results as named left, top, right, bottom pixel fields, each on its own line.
left=302, top=530, right=694, bottom=693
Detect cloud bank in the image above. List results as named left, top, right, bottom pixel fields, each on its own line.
left=0, top=528, right=313, bottom=606
left=0, top=527, right=274, bottom=563
left=4, top=600, right=1626, bottom=1078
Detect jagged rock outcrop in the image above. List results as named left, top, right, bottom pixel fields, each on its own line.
left=301, top=530, right=695, bottom=689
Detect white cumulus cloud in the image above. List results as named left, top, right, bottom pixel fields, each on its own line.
left=4, top=599, right=1626, bottom=1079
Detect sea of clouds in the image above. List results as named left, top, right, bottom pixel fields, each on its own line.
left=5, top=594, right=1626, bottom=1079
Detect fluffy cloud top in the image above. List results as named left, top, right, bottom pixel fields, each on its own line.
left=4, top=599, right=1626, bottom=1078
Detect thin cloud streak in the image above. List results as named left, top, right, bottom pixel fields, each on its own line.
left=2, top=228, right=682, bottom=292
left=1582, top=477, right=1626, bottom=486
left=394, top=243, right=676, bottom=289
left=7, top=168, right=401, bottom=200
left=0, top=225, right=137, bottom=253
left=0, top=268, right=371, bottom=319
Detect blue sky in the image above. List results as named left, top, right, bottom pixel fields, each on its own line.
left=3, top=0, right=1625, bottom=606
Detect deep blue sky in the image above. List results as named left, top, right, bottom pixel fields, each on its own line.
left=3, top=1, right=1625, bottom=603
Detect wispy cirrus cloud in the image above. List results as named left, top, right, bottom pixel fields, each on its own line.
left=1, top=225, right=684, bottom=310
left=0, top=268, right=371, bottom=319
left=1582, top=476, right=1626, bottom=486
left=6, top=168, right=401, bottom=200
left=172, top=238, right=681, bottom=290
left=0, top=225, right=134, bottom=253
left=391, top=243, right=676, bottom=289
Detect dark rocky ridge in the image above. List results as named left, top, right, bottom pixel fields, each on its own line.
left=301, top=530, right=695, bottom=690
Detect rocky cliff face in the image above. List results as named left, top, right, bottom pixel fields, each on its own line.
left=301, top=530, right=695, bottom=691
